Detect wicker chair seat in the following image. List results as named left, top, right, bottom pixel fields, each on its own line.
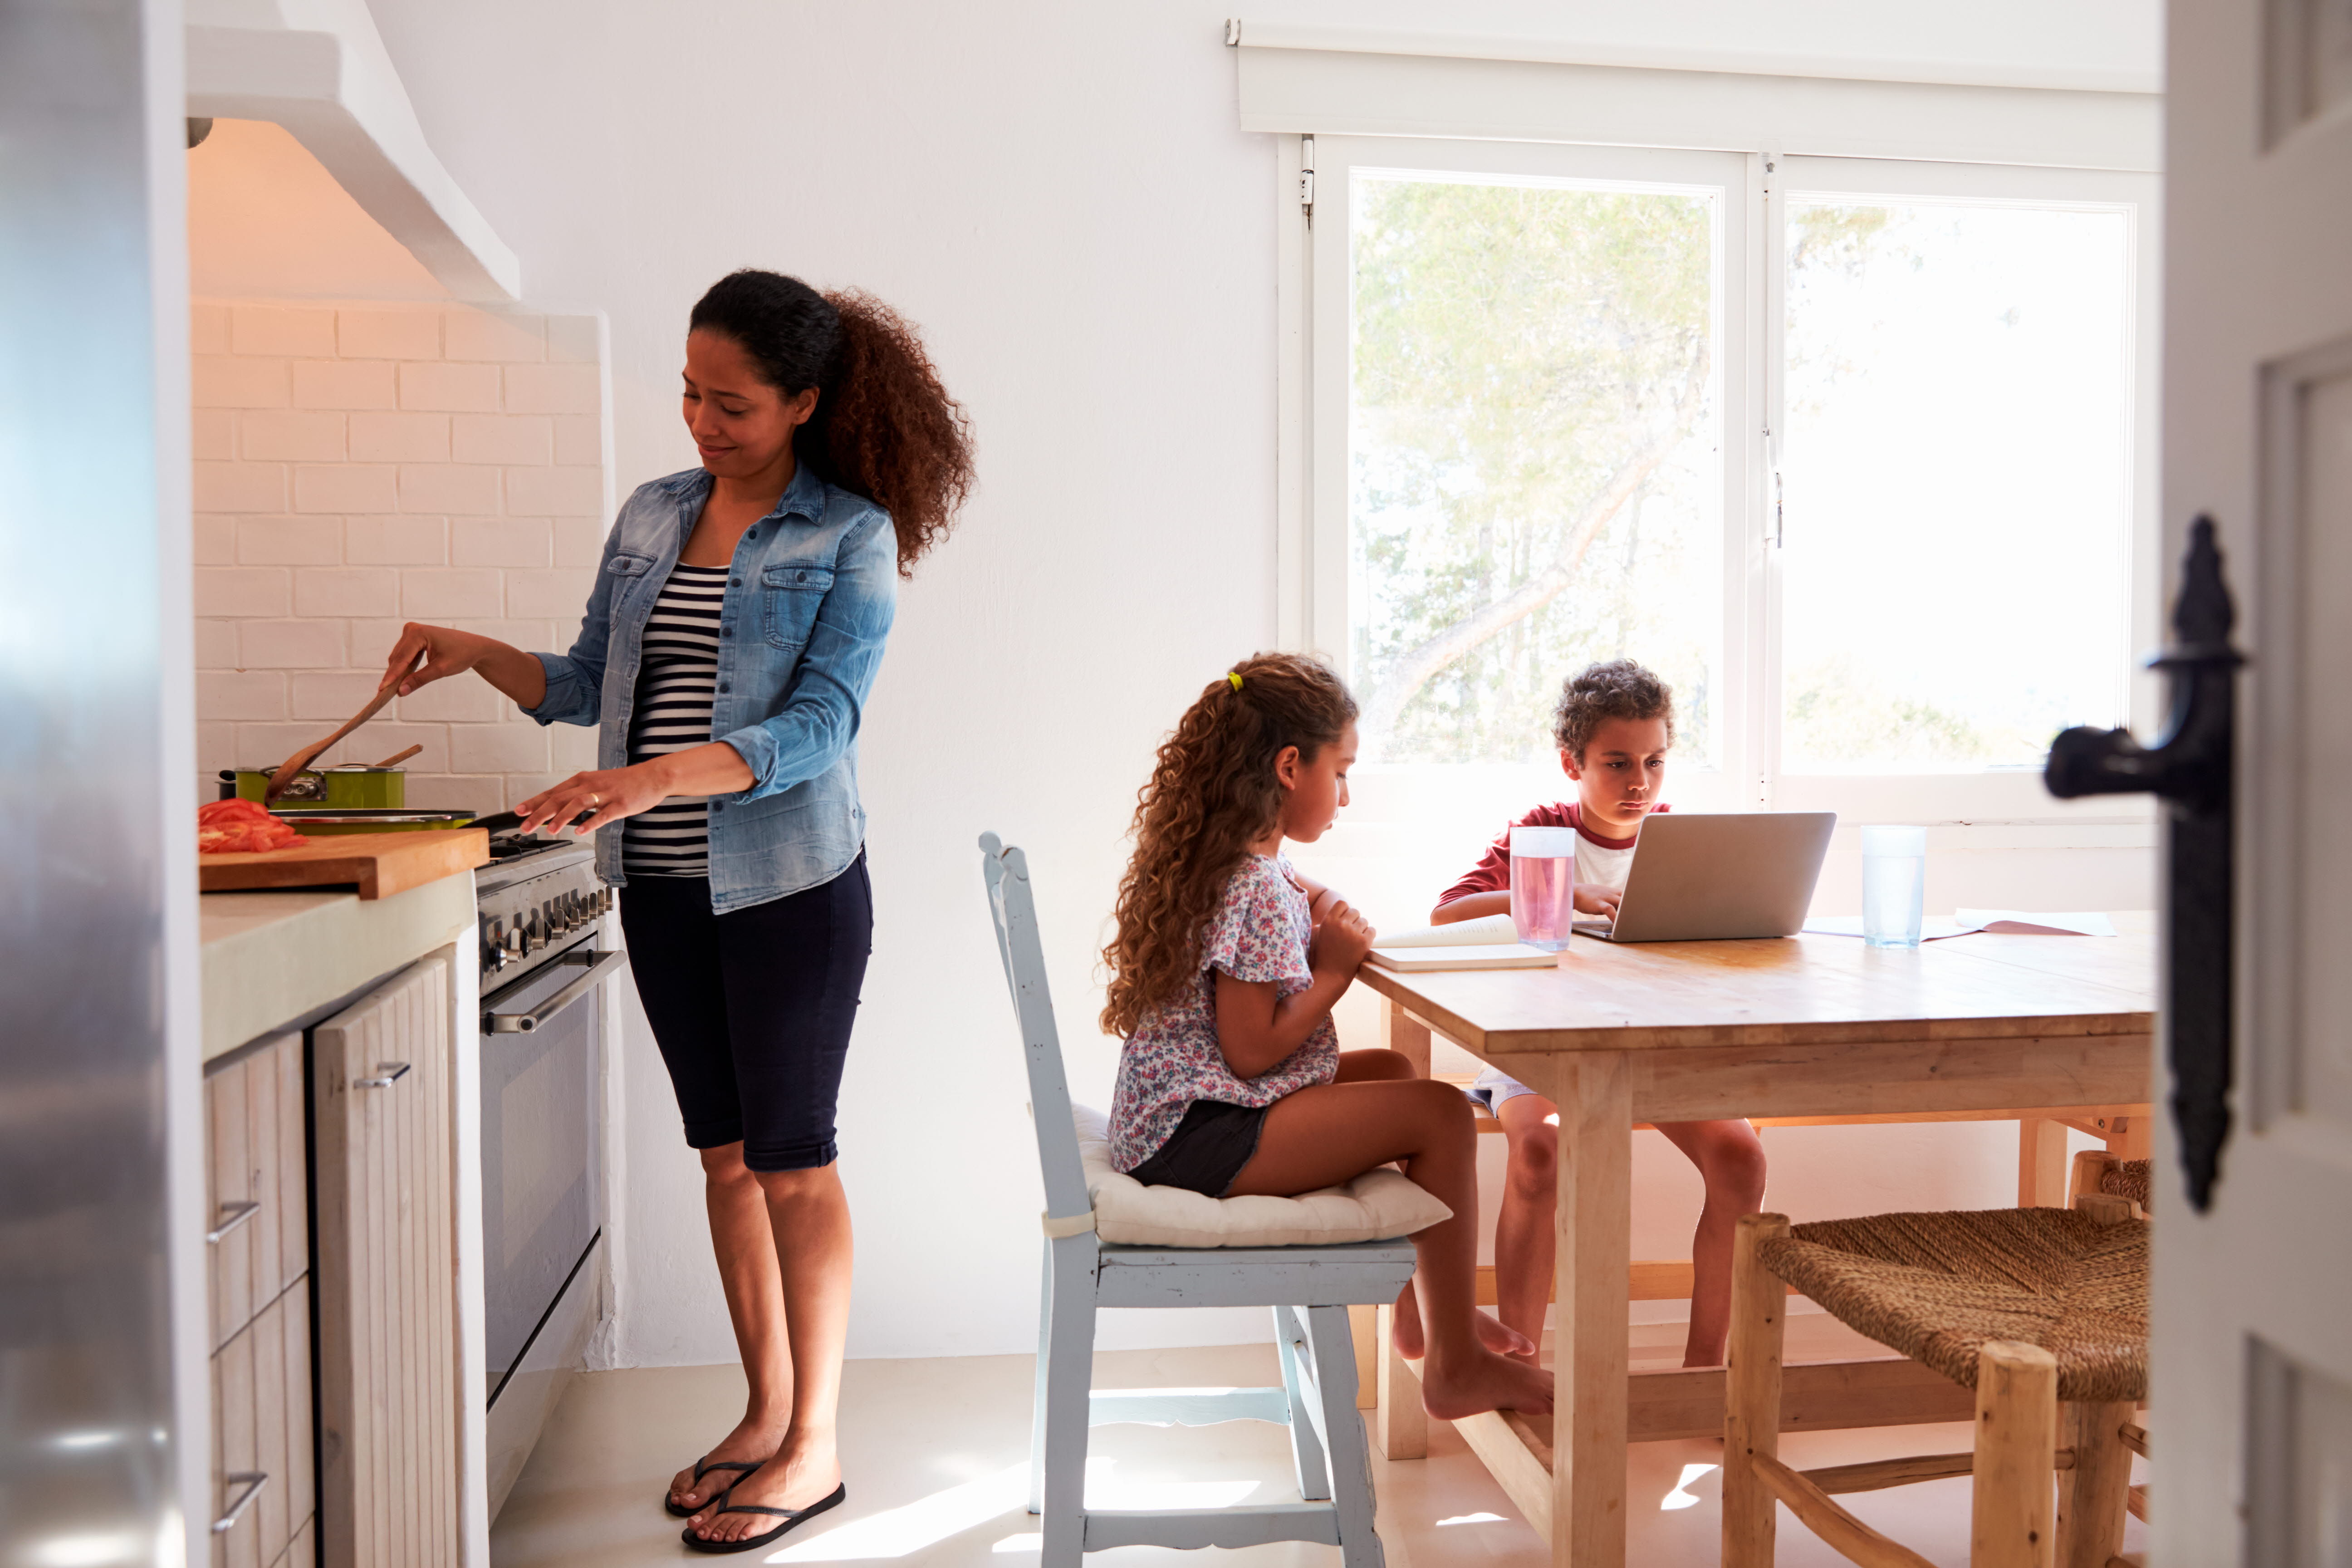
left=1759, top=1208, right=2148, bottom=1404
left=2101, top=1157, right=2153, bottom=1210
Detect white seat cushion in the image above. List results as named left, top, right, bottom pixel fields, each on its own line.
left=1072, top=1104, right=1450, bottom=1249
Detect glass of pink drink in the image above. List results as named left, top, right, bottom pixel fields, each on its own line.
left=1509, top=825, right=1578, bottom=952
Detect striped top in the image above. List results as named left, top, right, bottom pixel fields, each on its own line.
left=623, top=561, right=728, bottom=877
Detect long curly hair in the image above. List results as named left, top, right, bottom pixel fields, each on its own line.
left=1100, top=653, right=1359, bottom=1038
left=689, top=271, right=975, bottom=574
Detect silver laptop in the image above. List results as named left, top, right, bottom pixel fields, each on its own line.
left=1575, top=811, right=1837, bottom=942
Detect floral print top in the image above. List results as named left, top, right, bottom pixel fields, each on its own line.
left=1107, top=853, right=1339, bottom=1171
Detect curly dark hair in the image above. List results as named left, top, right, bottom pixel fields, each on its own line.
left=689, top=271, right=975, bottom=574
left=1100, top=653, right=1358, bottom=1039
left=1552, top=658, right=1676, bottom=763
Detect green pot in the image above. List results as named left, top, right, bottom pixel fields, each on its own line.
left=270, top=808, right=479, bottom=837
left=221, top=765, right=405, bottom=809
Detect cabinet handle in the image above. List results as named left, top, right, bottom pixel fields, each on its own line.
left=354, top=1061, right=412, bottom=1089
left=205, top=1200, right=262, bottom=1245
left=212, top=1470, right=268, bottom=1534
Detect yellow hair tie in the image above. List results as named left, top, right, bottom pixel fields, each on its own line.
left=1226, top=671, right=1244, bottom=691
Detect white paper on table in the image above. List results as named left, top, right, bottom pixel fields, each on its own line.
left=1800, top=915, right=1975, bottom=941
left=1952, top=909, right=2117, bottom=937
left=1366, top=912, right=1520, bottom=948
left=1801, top=911, right=2118, bottom=940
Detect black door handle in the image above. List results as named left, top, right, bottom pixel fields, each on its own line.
left=2045, top=516, right=2244, bottom=1211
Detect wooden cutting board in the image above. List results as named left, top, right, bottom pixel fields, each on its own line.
left=198, top=828, right=491, bottom=900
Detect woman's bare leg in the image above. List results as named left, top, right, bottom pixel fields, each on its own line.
left=1654, top=1119, right=1768, bottom=1367
left=667, top=1142, right=792, bottom=1514
left=686, top=1161, right=855, bottom=1543
left=1228, top=1079, right=1552, bottom=1417
left=1492, top=1094, right=1560, bottom=1363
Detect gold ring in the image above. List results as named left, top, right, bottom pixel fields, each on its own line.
left=587, top=793, right=600, bottom=807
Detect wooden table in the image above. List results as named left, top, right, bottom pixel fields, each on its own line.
left=1355, top=921, right=2156, bottom=1568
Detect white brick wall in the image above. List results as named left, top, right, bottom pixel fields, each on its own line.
left=193, top=301, right=610, bottom=811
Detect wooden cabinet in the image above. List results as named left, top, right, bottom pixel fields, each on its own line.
left=204, top=1030, right=315, bottom=1568
left=206, top=954, right=457, bottom=1568
left=314, top=956, right=458, bottom=1568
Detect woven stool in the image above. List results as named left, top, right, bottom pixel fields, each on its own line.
left=1723, top=1193, right=2148, bottom=1568
left=2068, top=1150, right=2153, bottom=1215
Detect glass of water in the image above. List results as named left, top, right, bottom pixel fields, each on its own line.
left=1862, top=825, right=1927, bottom=948
left=1510, top=826, right=1578, bottom=952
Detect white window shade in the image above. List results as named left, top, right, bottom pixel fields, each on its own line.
left=1233, top=25, right=2160, bottom=174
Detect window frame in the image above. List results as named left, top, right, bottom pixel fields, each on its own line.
left=1284, top=132, right=2163, bottom=828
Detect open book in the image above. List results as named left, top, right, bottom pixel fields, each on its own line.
left=1365, top=911, right=1561, bottom=972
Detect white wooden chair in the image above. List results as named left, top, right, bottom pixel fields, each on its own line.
left=980, top=833, right=1416, bottom=1568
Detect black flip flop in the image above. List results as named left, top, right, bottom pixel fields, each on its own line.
left=681, top=1481, right=847, bottom=1554
left=662, top=1458, right=764, bottom=1519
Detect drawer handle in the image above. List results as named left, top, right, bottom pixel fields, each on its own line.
left=213, top=1470, right=268, bottom=1534
left=354, top=1061, right=412, bottom=1088
left=205, top=1200, right=261, bottom=1245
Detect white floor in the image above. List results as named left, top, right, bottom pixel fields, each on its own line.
left=491, top=1329, right=2147, bottom=1567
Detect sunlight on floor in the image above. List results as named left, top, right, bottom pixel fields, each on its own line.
left=768, top=1464, right=1027, bottom=1562
left=772, top=1459, right=1260, bottom=1563
left=1661, top=1462, right=1717, bottom=1511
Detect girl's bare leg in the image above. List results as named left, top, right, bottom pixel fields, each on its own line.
left=1228, top=1079, right=1552, bottom=1417
left=666, top=1142, right=792, bottom=1514
left=686, top=1161, right=855, bottom=1544
left=1654, top=1119, right=1768, bottom=1367
left=1492, top=1094, right=1561, bottom=1364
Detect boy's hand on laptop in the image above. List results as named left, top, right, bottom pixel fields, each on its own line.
left=1310, top=899, right=1376, bottom=976
left=1573, top=886, right=1623, bottom=920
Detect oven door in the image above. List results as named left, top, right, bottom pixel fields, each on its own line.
left=479, top=934, right=623, bottom=1404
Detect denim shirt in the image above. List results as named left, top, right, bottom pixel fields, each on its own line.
left=524, top=463, right=897, bottom=913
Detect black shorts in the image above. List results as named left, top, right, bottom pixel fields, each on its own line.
left=618, top=853, right=872, bottom=1172
left=1126, top=1099, right=1270, bottom=1197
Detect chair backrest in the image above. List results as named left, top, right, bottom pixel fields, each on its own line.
left=979, top=833, right=1093, bottom=1224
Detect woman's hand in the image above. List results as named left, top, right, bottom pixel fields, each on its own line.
left=1309, top=898, right=1377, bottom=977
left=1573, top=885, right=1623, bottom=919
left=514, top=763, right=672, bottom=838
left=512, top=743, right=755, bottom=838
left=378, top=622, right=549, bottom=708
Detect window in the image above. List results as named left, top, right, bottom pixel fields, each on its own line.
left=1298, top=137, right=2158, bottom=833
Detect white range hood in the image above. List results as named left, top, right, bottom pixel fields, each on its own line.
left=187, top=0, right=519, bottom=301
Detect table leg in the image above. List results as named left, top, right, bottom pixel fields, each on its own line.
left=2103, top=1113, right=2153, bottom=1161
left=1383, top=996, right=1432, bottom=1076
left=1373, top=1303, right=1426, bottom=1458
left=1552, top=1052, right=1632, bottom=1568
left=2017, top=1117, right=2069, bottom=1207
left=1348, top=1303, right=1377, bottom=1411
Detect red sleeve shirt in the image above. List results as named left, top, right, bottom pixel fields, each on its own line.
left=1435, top=800, right=1672, bottom=908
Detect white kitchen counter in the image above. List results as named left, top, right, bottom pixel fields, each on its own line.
left=200, top=872, right=475, bottom=1062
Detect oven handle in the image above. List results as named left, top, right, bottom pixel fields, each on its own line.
left=485, top=947, right=630, bottom=1034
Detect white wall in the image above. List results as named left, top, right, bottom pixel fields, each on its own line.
left=359, top=0, right=2164, bottom=1364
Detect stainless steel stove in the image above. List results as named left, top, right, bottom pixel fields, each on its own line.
left=473, top=833, right=623, bottom=1518
left=476, top=833, right=611, bottom=985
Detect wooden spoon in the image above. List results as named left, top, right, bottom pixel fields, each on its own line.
left=373, top=744, right=424, bottom=768
left=264, top=657, right=419, bottom=801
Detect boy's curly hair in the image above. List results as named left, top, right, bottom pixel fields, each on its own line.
left=1552, top=658, right=1676, bottom=763
left=1100, top=653, right=1357, bottom=1039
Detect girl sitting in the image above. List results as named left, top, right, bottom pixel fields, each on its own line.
left=1101, top=652, right=1553, bottom=1419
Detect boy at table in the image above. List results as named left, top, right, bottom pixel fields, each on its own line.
left=1429, top=658, right=1768, bottom=1367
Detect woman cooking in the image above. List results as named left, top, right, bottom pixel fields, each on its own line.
left=378, top=270, right=974, bottom=1553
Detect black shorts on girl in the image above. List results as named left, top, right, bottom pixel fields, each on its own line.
left=619, top=851, right=872, bottom=1172
left=1124, top=1098, right=1269, bottom=1197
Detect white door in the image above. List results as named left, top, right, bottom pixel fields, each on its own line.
left=2158, top=0, right=2352, bottom=1561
